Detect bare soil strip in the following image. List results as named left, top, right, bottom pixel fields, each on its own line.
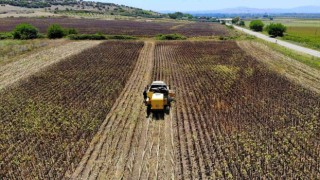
left=237, top=41, right=320, bottom=94
left=0, top=40, right=101, bottom=91
left=70, top=41, right=176, bottom=179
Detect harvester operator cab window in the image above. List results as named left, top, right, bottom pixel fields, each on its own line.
left=150, top=85, right=169, bottom=95
left=150, top=85, right=167, bottom=91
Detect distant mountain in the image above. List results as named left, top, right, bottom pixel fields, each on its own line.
left=184, top=6, right=320, bottom=15
left=289, top=6, right=320, bottom=13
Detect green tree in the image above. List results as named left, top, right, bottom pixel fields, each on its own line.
left=249, top=20, right=264, bottom=32
left=168, top=12, right=187, bottom=19
left=168, top=13, right=178, bottom=19
left=239, top=20, right=245, bottom=26
left=13, top=23, right=38, bottom=40
left=47, top=24, right=64, bottom=39
left=232, top=17, right=240, bottom=24
left=184, top=13, right=193, bottom=19
left=266, top=23, right=287, bottom=37
left=175, top=12, right=184, bottom=18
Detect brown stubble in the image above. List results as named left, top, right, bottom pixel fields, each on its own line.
left=0, top=40, right=102, bottom=91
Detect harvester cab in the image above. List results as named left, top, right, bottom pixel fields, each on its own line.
left=143, top=81, right=175, bottom=115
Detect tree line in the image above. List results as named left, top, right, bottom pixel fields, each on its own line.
left=249, top=20, right=287, bottom=37
left=232, top=17, right=287, bottom=37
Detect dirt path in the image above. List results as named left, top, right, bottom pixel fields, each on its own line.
left=70, top=41, right=176, bottom=179
left=237, top=41, right=320, bottom=94
left=0, top=40, right=101, bottom=91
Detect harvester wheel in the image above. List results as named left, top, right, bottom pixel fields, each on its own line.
left=168, top=97, right=174, bottom=106
left=165, top=106, right=170, bottom=115
left=146, top=105, right=151, bottom=117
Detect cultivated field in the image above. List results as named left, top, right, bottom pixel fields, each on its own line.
left=0, top=17, right=229, bottom=37
left=74, top=41, right=320, bottom=179
left=0, top=40, right=101, bottom=90
left=238, top=40, right=320, bottom=93
left=0, top=41, right=143, bottom=178
left=0, top=40, right=319, bottom=179
left=153, top=41, right=320, bottom=178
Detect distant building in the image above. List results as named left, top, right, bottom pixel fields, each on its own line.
left=218, top=18, right=233, bottom=24
left=197, top=16, right=208, bottom=22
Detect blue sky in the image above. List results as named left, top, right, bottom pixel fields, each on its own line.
left=100, top=0, right=320, bottom=11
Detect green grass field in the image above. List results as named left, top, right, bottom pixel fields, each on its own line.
left=245, top=18, right=320, bottom=27
left=282, top=26, right=320, bottom=50
left=245, top=18, right=320, bottom=50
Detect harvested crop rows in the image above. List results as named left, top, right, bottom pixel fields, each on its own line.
left=0, top=18, right=229, bottom=37
left=1, top=40, right=319, bottom=179
left=237, top=41, right=320, bottom=94
left=71, top=41, right=176, bottom=179
left=0, top=41, right=143, bottom=179
left=72, top=41, right=320, bottom=179
left=153, top=41, right=320, bottom=179
left=0, top=40, right=102, bottom=90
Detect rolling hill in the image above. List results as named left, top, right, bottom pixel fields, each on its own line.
left=0, top=0, right=163, bottom=18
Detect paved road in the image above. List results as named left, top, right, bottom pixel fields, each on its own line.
left=232, top=24, right=320, bottom=58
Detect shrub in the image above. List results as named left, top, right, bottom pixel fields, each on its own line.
left=106, top=35, right=136, bottom=40
left=64, top=28, right=78, bottom=35
left=13, top=23, right=38, bottom=39
left=37, top=33, right=46, bottom=39
left=69, top=34, right=136, bottom=40
left=266, top=23, right=287, bottom=37
left=0, top=32, right=13, bottom=39
left=168, top=12, right=193, bottom=20
left=239, top=21, right=245, bottom=26
left=156, top=34, right=187, bottom=40
left=47, top=24, right=64, bottom=39
left=219, top=36, right=227, bottom=40
left=68, top=33, right=106, bottom=40
left=249, top=20, right=264, bottom=32
left=226, top=25, right=234, bottom=29
left=168, top=13, right=178, bottom=19
left=232, top=17, right=240, bottom=24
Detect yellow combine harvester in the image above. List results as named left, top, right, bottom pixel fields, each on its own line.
left=143, top=81, right=175, bottom=114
